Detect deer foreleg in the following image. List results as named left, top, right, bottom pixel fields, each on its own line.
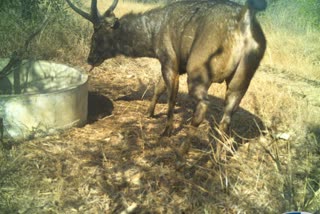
left=161, top=63, right=179, bottom=137
left=148, top=77, right=166, bottom=117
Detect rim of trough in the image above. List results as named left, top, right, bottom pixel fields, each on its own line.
left=0, top=59, right=89, bottom=98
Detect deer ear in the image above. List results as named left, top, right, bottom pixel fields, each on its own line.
left=112, top=18, right=120, bottom=29
left=101, top=13, right=119, bottom=29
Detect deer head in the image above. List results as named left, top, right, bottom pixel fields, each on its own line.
left=65, top=0, right=120, bottom=66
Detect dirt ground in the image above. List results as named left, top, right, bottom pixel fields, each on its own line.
left=2, top=56, right=320, bottom=213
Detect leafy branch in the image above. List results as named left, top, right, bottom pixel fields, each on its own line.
left=0, top=17, right=50, bottom=80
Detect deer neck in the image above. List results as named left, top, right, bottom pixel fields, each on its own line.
left=113, top=13, right=155, bottom=58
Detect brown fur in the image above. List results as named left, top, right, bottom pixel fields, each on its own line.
left=66, top=0, right=267, bottom=136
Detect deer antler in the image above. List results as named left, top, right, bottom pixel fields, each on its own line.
left=66, top=0, right=119, bottom=24
left=105, top=0, right=119, bottom=16
left=65, top=0, right=99, bottom=24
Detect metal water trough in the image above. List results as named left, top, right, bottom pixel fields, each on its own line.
left=0, top=59, right=88, bottom=140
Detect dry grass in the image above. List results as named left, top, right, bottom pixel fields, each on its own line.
left=1, top=1, right=320, bottom=213
left=100, top=0, right=160, bottom=17
left=262, top=26, right=320, bottom=80
left=260, top=1, right=320, bottom=80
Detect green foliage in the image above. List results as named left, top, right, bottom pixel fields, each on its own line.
left=0, top=0, right=66, bottom=20
left=297, top=0, right=320, bottom=29
left=265, top=0, right=320, bottom=32
left=0, top=0, right=89, bottom=60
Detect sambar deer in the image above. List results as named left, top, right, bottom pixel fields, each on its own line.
left=66, top=0, right=267, bottom=137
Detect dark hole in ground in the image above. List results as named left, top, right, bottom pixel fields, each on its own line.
left=87, top=92, right=114, bottom=124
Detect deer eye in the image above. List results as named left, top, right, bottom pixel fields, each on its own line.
left=112, top=19, right=120, bottom=29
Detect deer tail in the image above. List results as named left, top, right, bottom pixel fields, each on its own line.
left=247, top=0, right=267, bottom=12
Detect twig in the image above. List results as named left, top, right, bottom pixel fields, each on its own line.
left=0, top=117, right=3, bottom=142
left=0, top=17, right=50, bottom=80
left=23, top=16, right=50, bottom=52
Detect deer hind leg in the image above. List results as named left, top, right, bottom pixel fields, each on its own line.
left=217, top=76, right=249, bottom=159
left=187, top=68, right=211, bottom=128
left=219, top=89, right=246, bottom=134
left=219, top=54, right=260, bottom=134
left=148, top=77, right=166, bottom=117
left=177, top=67, right=210, bottom=156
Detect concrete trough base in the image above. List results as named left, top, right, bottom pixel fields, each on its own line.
left=0, top=59, right=88, bottom=140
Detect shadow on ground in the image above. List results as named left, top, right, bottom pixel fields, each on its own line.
left=115, top=80, right=266, bottom=141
